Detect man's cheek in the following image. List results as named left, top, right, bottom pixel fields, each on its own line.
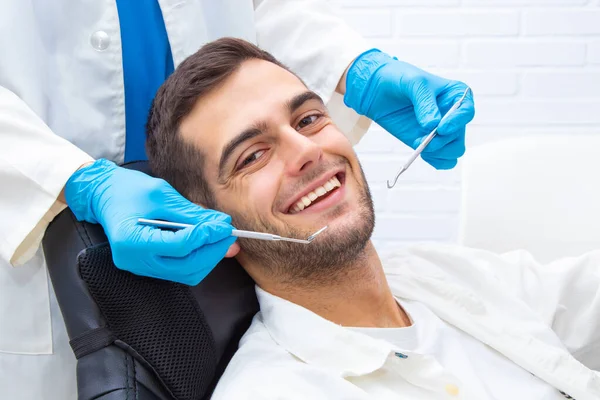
left=321, top=132, right=355, bottom=157
left=212, top=194, right=239, bottom=220
left=251, top=175, right=279, bottom=208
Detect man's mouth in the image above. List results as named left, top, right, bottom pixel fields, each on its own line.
left=286, top=172, right=345, bottom=215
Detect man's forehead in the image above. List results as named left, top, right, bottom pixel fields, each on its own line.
left=214, top=59, right=307, bottom=118
left=180, top=59, right=307, bottom=154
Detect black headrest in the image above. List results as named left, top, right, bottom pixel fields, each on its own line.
left=42, top=161, right=259, bottom=400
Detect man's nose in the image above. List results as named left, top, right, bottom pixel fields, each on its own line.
left=281, top=128, right=323, bottom=176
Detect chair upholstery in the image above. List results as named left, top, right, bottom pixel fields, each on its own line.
left=42, top=161, right=259, bottom=400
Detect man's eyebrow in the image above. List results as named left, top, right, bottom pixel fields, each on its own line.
left=217, top=91, right=324, bottom=178
left=218, top=122, right=267, bottom=178
left=287, top=91, right=325, bottom=114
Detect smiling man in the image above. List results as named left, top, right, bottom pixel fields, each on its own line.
left=146, top=38, right=600, bottom=400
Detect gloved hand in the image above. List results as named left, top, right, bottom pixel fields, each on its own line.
left=344, top=49, right=475, bottom=169
left=64, top=159, right=236, bottom=285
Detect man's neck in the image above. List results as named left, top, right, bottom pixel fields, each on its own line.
left=254, top=242, right=411, bottom=328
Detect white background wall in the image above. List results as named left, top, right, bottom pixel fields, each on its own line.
left=335, top=0, right=600, bottom=252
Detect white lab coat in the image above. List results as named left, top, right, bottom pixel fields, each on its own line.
left=0, top=1, right=371, bottom=398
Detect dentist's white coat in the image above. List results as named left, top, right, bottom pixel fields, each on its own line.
left=0, top=1, right=370, bottom=398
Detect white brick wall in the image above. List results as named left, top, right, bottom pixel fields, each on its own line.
left=336, top=0, right=600, bottom=250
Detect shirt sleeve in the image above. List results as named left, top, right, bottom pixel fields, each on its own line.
left=253, top=0, right=372, bottom=145
left=0, top=85, right=94, bottom=266
left=495, top=249, right=600, bottom=370
left=403, top=244, right=600, bottom=370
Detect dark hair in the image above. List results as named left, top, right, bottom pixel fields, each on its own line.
left=146, top=37, right=291, bottom=208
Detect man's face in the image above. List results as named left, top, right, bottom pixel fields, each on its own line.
left=180, top=59, right=375, bottom=282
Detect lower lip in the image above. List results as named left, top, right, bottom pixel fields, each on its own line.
left=292, top=183, right=346, bottom=215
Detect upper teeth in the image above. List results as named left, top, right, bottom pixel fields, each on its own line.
left=291, top=176, right=341, bottom=213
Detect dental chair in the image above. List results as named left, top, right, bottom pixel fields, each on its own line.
left=42, top=161, right=259, bottom=400
left=459, top=134, right=600, bottom=263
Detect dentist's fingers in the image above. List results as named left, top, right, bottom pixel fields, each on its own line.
left=421, top=127, right=466, bottom=155
left=436, top=86, right=475, bottom=137
left=437, top=105, right=475, bottom=140
left=155, top=204, right=232, bottom=226
left=421, top=135, right=466, bottom=170
left=159, top=236, right=238, bottom=286
left=145, top=221, right=234, bottom=258
left=406, top=80, right=442, bottom=131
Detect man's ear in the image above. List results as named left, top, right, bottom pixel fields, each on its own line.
left=225, top=242, right=241, bottom=258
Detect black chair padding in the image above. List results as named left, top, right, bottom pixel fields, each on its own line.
left=42, top=161, right=259, bottom=400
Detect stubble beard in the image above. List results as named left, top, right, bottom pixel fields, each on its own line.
left=229, top=162, right=375, bottom=287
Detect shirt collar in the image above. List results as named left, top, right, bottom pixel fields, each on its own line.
left=255, top=285, right=402, bottom=377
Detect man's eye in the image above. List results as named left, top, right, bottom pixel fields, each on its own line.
left=239, top=149, right=266, bottom=169
left=296, top=114, right=321, bottom=130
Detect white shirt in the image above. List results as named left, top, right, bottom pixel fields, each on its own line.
left=351, top=300, right=564, bottom=399
left=0, top=1, right=371, bottom=398
left=212, top=244, right=600, bottom=400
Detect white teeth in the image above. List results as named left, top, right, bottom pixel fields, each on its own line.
left=290, top=174, right=343, bottom=213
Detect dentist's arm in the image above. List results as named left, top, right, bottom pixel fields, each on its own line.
left=63, top=159, right=237, bottom=285
left=1, top=86, right=236, bottom=285
left=0, top=85, right=93, bottom=265
left=343, top=50, right=475, bottom=170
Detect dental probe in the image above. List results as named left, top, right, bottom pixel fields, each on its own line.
left=137, top=218, right=328, bottom=245
left=387, top=87, right=471, bottom=189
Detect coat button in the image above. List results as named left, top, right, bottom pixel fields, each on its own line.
left=90, top=31, right=110, bottom=51
left=445, top=384, right=459, bottom=396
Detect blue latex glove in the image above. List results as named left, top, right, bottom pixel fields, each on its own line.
left=64, top=159, right=236, bottom=285
left=344, top=49, right=475, bottom=169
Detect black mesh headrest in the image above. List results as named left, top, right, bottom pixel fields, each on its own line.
left=78, top=244, right=216, bottom=400
left=43, top=160, right=259, bottom=400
